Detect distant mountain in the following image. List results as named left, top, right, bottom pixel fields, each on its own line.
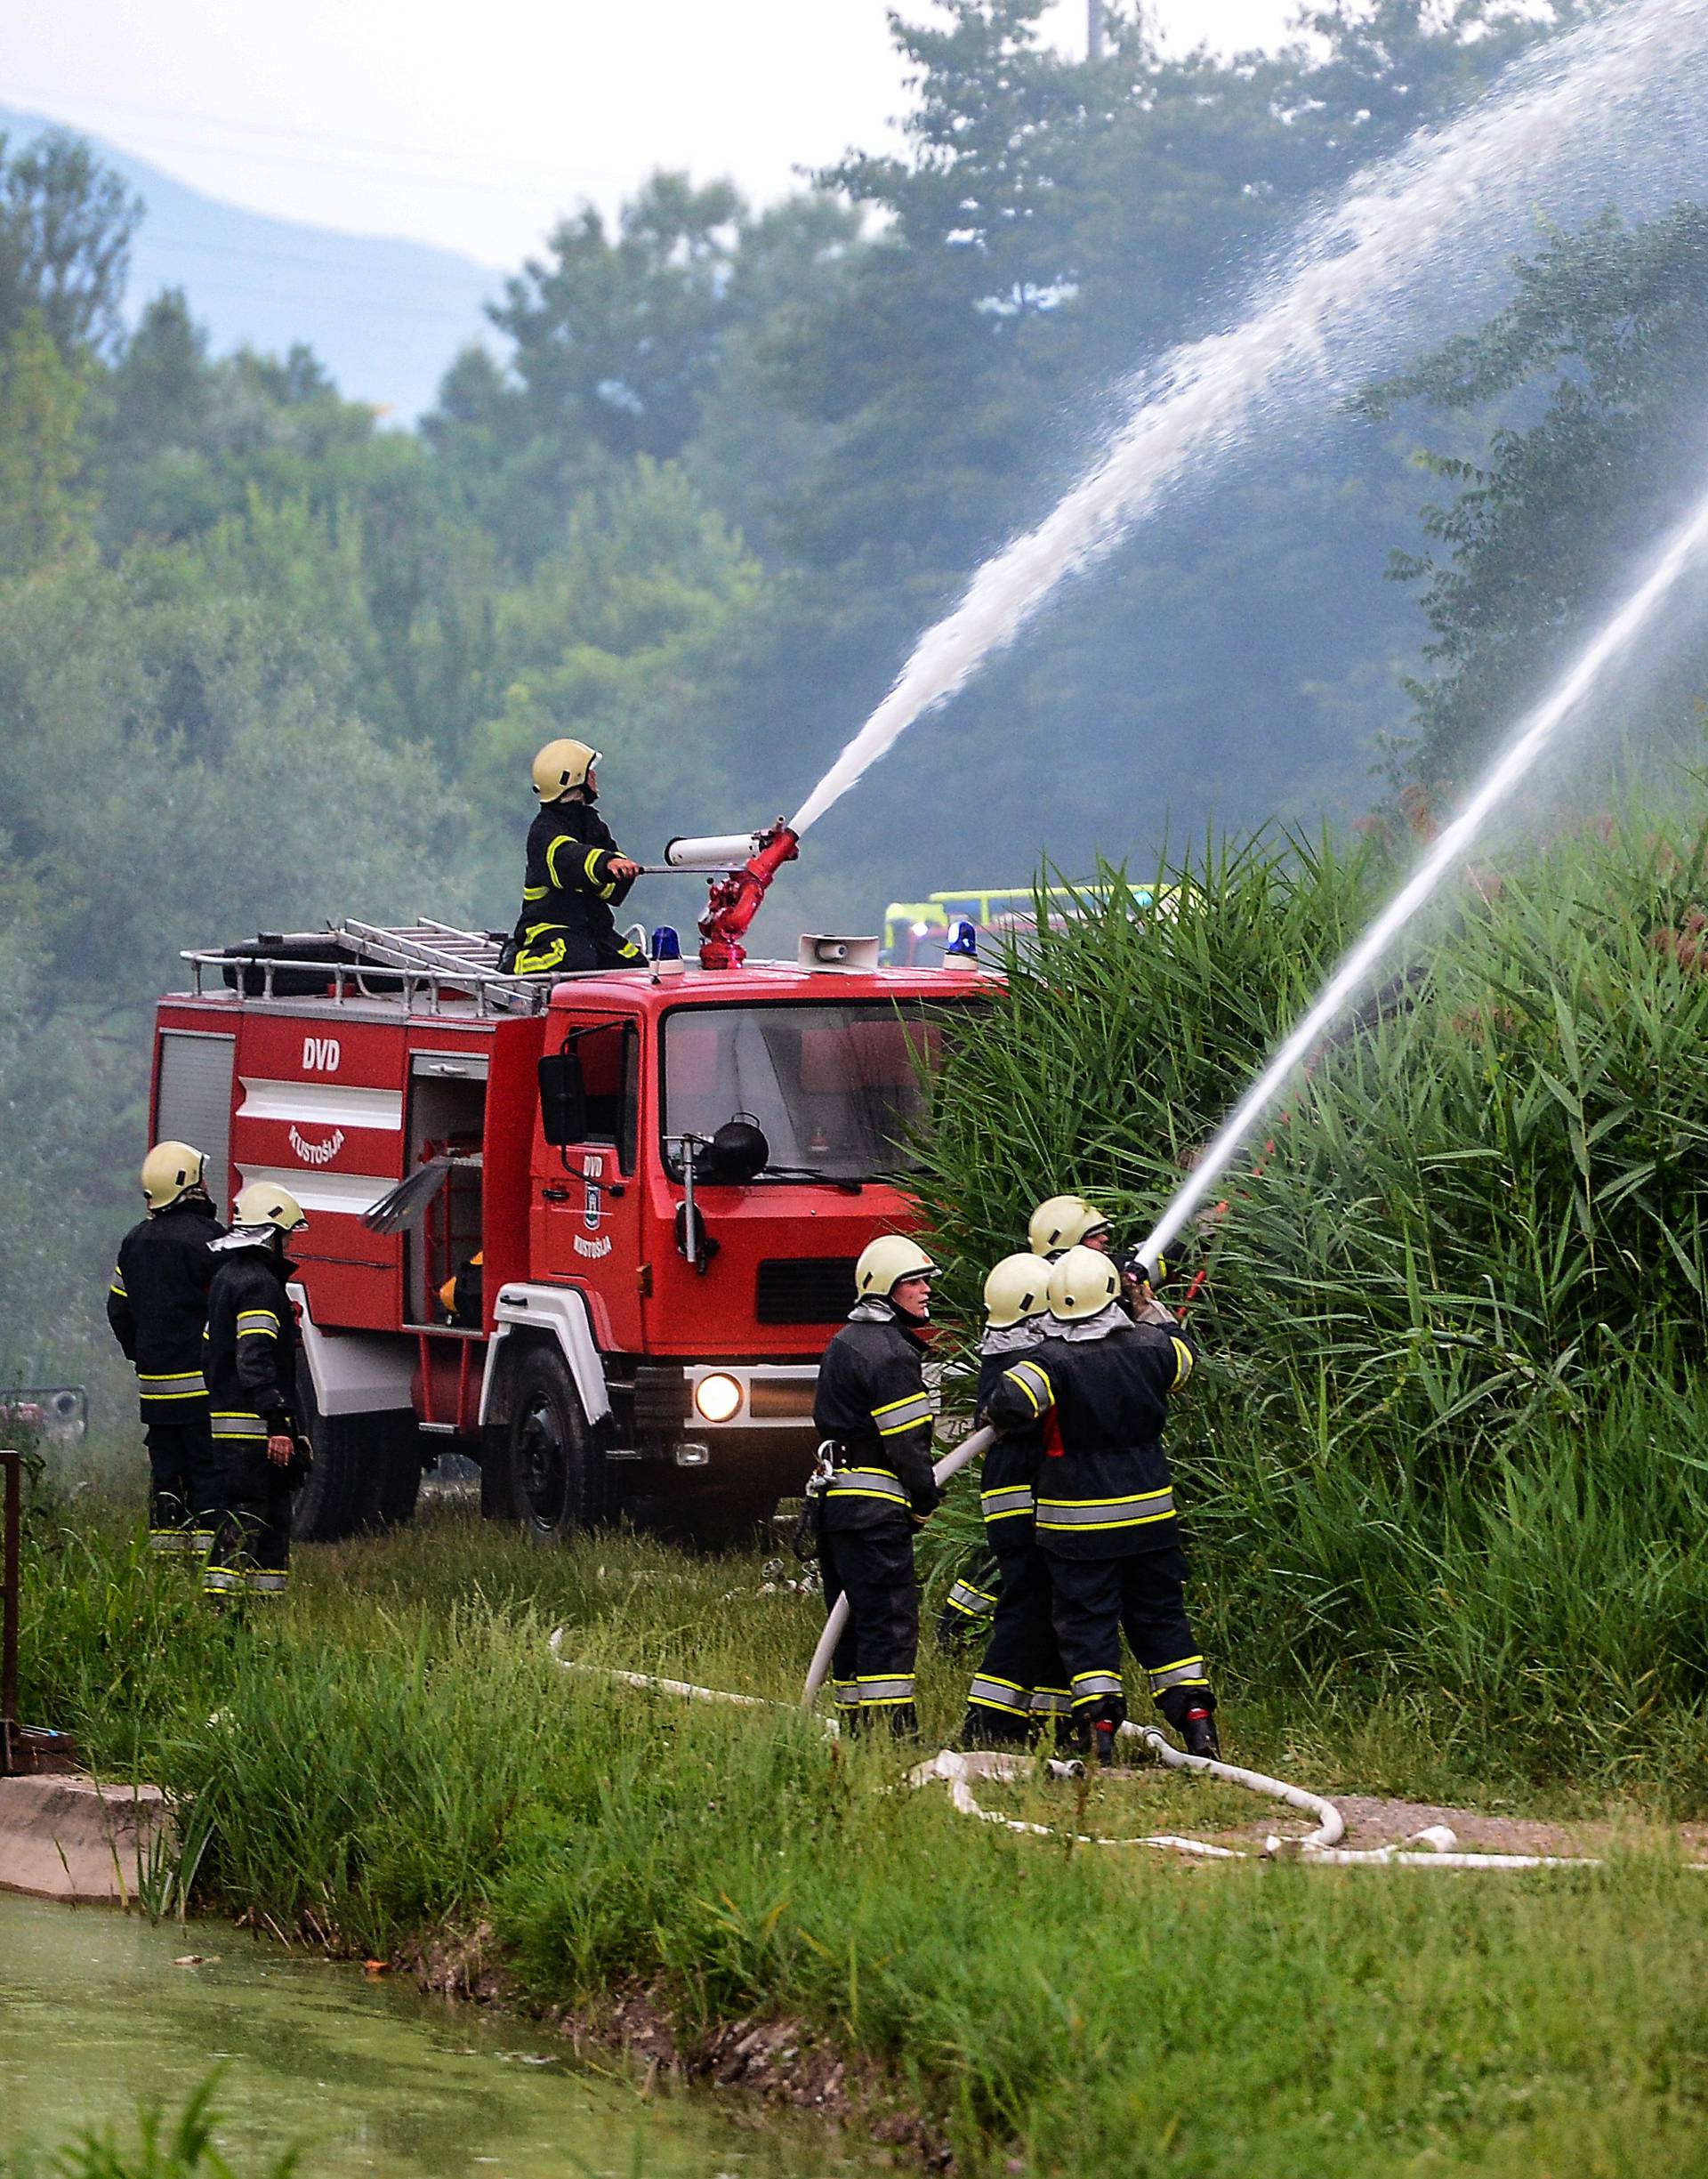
left=0, top=105, right=502, bottom=422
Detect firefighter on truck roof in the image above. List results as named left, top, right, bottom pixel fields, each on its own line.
left=986, top=1244, right=1219, bottom=1765
left=959, top=1253, right=1072, bottom=1746
left=202, top=1182, right=310, bottom=1602
left=503, top=738, right=646, bottom=976
left=106, top=1142, right=227, bottom=1559
left=812, top=1236, right=942, bottom=1737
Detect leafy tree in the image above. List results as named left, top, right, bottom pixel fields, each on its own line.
left=0, top=128, right=140, bottom=357
left=1363, top=206, right=1708, bottom=787
left=0, top=309, right=91, bottom=568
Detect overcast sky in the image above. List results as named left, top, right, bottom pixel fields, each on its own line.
left=2, top=1, right=1301, bottom=268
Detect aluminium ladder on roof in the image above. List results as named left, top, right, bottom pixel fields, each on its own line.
left=333, top=917, right=546, bottom=1015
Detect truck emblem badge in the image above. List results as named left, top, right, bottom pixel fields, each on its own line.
left=288, top=1124, right=346, bottom=1166
left=583, top=1153, right=605, bottom=1232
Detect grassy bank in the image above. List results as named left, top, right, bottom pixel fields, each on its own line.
left=19, top=1500, right=1708, bottom=2178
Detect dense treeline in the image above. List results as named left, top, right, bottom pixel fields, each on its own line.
left=3, top=0, right=1704, bottom=1393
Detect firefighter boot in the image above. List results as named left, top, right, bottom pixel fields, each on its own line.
left=1092, top=1720, right=1118, bottom=1768
left=1180, top=1707, right=1220, bottom=1760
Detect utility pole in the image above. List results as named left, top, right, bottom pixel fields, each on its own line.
left=1088, top=0, right=1107, bottom=60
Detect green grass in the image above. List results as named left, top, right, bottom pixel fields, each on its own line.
left=19, top=1501, right=1708, bottom=2179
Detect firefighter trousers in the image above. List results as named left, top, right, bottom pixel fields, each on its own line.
left=143, top=1416, right=222, bottom=1556
left=1046, top=1537, right=1213, bottom=1736
left=818, top=1517, right=920, bottom=1736
left=935, top=1544, right=1000, bottom=1650
left=204, top=1443, right=294, bottom=1601
left=961, top=1532, right=1070, bottom=1745
left=512, top=925, right=644, bottom=975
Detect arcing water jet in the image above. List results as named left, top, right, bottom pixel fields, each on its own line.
left=1133, top=471, right=1708, bottom=1275
left=787, top=0, right=1708, bottom=843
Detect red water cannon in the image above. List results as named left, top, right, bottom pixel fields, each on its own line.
left=662, top=819, right=801, bottom=970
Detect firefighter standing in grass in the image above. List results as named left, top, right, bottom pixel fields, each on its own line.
left=813, top=1236, right=941, bottom=1736
left=202, top=1182, right=310, bottom=1602
left=936, top=1193, right=1118, bottom=1650
left=106, top=1142, right=226, bottom=1557
left=987, top=1244, right=1218, bottom=1765
left=959, top=1254, right=1072, bottom=1746
left=504, top=738, right=645, bottom=975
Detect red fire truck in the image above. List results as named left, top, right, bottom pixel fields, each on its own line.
left=149, top=827, right=998, bottom=1543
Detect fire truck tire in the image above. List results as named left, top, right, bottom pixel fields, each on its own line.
left=291, top=1359, right=384, bottom=1541
left=498, top=1344, right=609, bottom=1538
left=373, top=1417, right=427, bottom=1529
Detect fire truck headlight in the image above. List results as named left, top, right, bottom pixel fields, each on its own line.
left=694, top=1372, right=744, bottom=1423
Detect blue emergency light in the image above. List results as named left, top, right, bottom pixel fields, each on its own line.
left=650, top=925, right=681, bottom=962
left=945, top=918, right=979, bottom=960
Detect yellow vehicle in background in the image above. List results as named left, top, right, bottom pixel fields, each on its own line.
left=880, top=883, right=1178, bottom=966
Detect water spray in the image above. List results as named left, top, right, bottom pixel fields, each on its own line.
left=1133, top=475, right=1708, bottom=1274
left=785, top=0, right=1706, bottom=844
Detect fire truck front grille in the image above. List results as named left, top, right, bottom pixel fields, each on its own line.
left=755, top=1257, right=858, bottom=1326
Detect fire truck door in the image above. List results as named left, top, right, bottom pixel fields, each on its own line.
left=536, top=1021, right=643, bottom=1351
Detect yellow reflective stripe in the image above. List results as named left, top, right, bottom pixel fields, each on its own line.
left=521, top=884, right=548, bottom=900
left=1003, top=1360, right=1051, bottom=1415
left=109, top=1272, right=127, bottom=1295
left=872, top=1391, right=927, bottom=1416
left=515, top=934, right=567, bottom=973
left=874, top=1393, right=931, bottom=1434
left=582, top=847, right=616, bottom=900
left=1169, top=1337, right=1194, bottom=1391
left=545, top=834, right=578, bottom=888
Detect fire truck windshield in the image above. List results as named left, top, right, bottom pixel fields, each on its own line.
left=662, top=1001, right=974, bottom=1182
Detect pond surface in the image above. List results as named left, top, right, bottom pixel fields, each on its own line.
left=0, top=1893, right=861, bottom=2177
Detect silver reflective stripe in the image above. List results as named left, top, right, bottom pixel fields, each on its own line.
left=149, top=1529, right=190, bottom=1554
left=834, top=1681, right=860, bottom=1708
left=855, top=1676, right=915, bottom=1705
left=1029, top=1688, right=1072, bottom=1715
left=946, top=1580, right=995, bottom=1615
left=237, top=1311, right=279, bottom=1338
left=202, top=1567, right=245, bottom=1594
left=967, top=1675, right=1028, bottom=1715
left=1035, top=1489, right=1175, bottom=1529
left=1070, top=1672, right=1124, bottom=1700
left=872, top=1393, right=931, bottom=1434
left=247, top=1571, right=288, bottom=1594
left=1148, top=1656, right=1208, bottom=1694
left=211, top=1412, right=267, bottom=1440
left=139, top=1370, right=207, bottom=1399
left=980, top=1486, right=1035, bottom=1519
left=1003, top=1360, right=1051, bottom=1413
left=826, top=1467, right=907, bottom=1503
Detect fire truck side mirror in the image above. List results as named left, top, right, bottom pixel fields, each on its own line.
left=537, top=1052, right=586, bottom=1146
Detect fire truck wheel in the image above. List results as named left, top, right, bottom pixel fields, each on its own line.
left=291, top=1359, right=384, bottom=1541
left=374, top=1417, right=427, bottom=1529
left=501, top=1344, right=609, bottom=1538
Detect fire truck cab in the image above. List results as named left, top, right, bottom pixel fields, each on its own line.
left=152, top=916, right=996, bottom=1543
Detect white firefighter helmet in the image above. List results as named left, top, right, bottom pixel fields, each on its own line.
left=141, top=1141, right=207, bottom=1212
left=855, top=1233, right=937, bottom=1301
left=230, top=1181, right=308, bottom=1237
left=531, top=738, right=602, bottom=800
left=983, top=1252, right=1053, bottom=1328
left=1027, top=1194, right=1110, bottom=1258
left=1047, top=1244, right=1120, bottom=1322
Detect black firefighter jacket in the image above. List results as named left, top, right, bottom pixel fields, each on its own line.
left=987, top=1308, right=1198, bottom=1558
left=107, top=1198, right=227, bottom=1421
left=975, top=1328, right=1046, bottom=1545
left=814, top=1300, right=941, bottom=1529
left=512, top=799, right=637, bottom=957
left=205, top=1246, right=302, bottom=1452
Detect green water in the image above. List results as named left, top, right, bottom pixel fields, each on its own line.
left=0, top=1894, right=860, bottom=2177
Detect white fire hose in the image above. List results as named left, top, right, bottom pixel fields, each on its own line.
left=801, top=1426, right=993, bottom=1712
left=549, top=1423, right=1708, bottom=1873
